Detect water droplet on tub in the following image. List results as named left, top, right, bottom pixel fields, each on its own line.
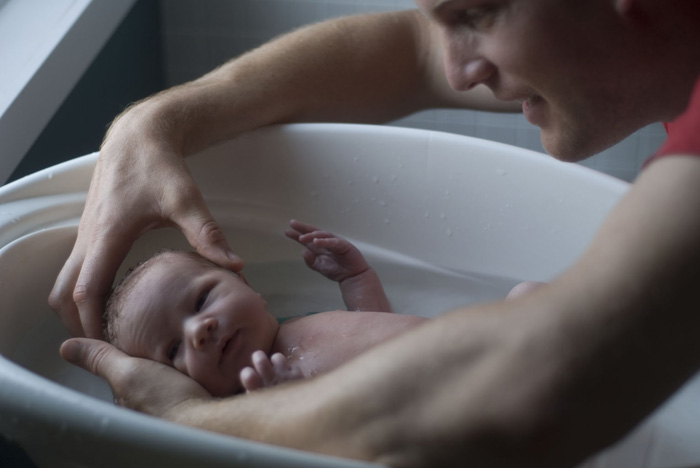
left=384, top=218, right=390, bottom=224
left=446, top=228, right=453, bottom=237
left=496, top=168, right=508, bottom=176
left=373, top=176, right=379, bottom=184
left=47, top=172, right=54, bottom=179
left=378, top=200, right=387, bottom=207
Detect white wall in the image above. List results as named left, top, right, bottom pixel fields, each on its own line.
left=159, top=0, right=667, bottom=182
left=0, top=0, right=137, bottom=183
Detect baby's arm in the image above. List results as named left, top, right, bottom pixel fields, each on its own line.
left=240, top=351, right=304, bottom=393
left=286, top=219, right=392, bottom=312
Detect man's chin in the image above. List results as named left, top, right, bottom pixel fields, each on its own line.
left=540, top=130, right=607, bottom=163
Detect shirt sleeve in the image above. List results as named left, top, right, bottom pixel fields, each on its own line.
left=644, top=76, right=700, bottom=168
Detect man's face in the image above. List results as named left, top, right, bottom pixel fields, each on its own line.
left=417, top=0, right=657, bottom=161
left=116, top=253, right=278, bottom=396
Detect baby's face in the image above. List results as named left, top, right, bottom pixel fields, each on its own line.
left=116, top=253, right=278, bottom=396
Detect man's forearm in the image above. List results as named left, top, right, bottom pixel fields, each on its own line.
left=109, top=11, right=435, bottom=157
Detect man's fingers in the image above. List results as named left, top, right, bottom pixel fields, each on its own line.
left=49, top=252, right=88, bottom=337
left=174, top=206, right=244, bottom=272
left=60, top=338, right=126, bottom=379
left=73, top=235, right=135, bottom=339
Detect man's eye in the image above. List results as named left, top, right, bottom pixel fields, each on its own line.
left=195, top=291, right=209, bottom=312
left=168, top=340, right=181, bottom=362
left=452, top=5, right=498, bottom=29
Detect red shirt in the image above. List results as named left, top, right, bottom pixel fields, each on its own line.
left=645, top=76, right=700, bottom=167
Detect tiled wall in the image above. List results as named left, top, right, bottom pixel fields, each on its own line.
left=160, top=0, right=667, bottom=182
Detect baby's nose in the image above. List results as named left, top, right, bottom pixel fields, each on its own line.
left=190, top=316, right=218, bottom=351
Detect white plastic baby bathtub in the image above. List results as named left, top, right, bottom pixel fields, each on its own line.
left=1, top=123, right=699, bottom=467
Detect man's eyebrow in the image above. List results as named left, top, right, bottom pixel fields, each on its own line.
left=432, top=0, right=478, bottom=16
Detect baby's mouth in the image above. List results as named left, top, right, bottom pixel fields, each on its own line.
left=219, top=330, right=239, bottom=365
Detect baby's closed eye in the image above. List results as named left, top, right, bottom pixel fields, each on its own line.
left=195, top=290, right=210, bottom=312
left=168, top=340, right=181, bottom=362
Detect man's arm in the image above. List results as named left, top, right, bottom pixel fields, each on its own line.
left=49, top=9, right=515, bottom=338
left=62, top=156, right=700, bottom=467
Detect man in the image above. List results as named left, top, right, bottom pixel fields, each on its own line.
left=51, top=0, right=700, bottom=466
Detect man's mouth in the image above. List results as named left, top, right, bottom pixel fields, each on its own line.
left=522, top=94, right=542, bottom=109
left=521, top=94, right=545, bottom=125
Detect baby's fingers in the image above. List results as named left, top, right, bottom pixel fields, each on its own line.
left=240, top=367, right=263, bottom=392
left=288, top=219, right=321, bottom=236
left=251, top=350, right=275, bottom=383
left=310, top=237, right=352, bottom=254
left=271, top=353, right=303, bottom=380
left=270, top=353, right=290, bottom=372
left=298, top=230, right=334, bottom=245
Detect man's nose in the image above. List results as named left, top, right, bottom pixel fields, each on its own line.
left=442, top=32, right=495, bottom=91
left=188, top=316, right=218, bottom=351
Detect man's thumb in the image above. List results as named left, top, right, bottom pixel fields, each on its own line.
left=60, top=338, right=119, bottom=378
left=178, top=215, right=244, bottom=272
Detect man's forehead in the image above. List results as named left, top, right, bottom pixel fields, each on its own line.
left=415, top=0, right=487, bottom=12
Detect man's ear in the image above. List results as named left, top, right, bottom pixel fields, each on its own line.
left=613, top=0, right=652, bottom=28
left=614, top=0, right=651, bottom=22
left=614, top=0, right=634, bottom=15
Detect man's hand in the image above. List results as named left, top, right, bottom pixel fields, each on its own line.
left=48, top=104, right=244, bottom=339
left=60, top=338, right=211, bottom=417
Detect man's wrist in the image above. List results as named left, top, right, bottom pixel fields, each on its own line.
left=102, top=95, right=187, bottom=158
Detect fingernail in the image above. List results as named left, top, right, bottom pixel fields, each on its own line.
left=59, top=339, right=81, bottom=363
left=227, top=251, right=243, bottom=264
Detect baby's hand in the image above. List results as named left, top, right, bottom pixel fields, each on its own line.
left=239, top=350, right=303, bottom=392
left=285, top=219, right=370, bottom=282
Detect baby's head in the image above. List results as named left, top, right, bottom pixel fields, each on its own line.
left=104, top=249, right=279, bottom=396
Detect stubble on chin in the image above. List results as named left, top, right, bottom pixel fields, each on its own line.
left=539, top=115, right=629, bottom=163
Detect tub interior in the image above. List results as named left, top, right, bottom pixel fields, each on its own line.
left=1, top=124, right=698, bottom=467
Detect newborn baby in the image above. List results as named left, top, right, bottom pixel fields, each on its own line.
left=104, top=220, right=428, bottom=396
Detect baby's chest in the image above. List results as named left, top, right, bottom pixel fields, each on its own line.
left=280, top=316, right=379, bottom=374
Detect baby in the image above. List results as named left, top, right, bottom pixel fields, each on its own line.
left=104, top=220, right=428, bottom=396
